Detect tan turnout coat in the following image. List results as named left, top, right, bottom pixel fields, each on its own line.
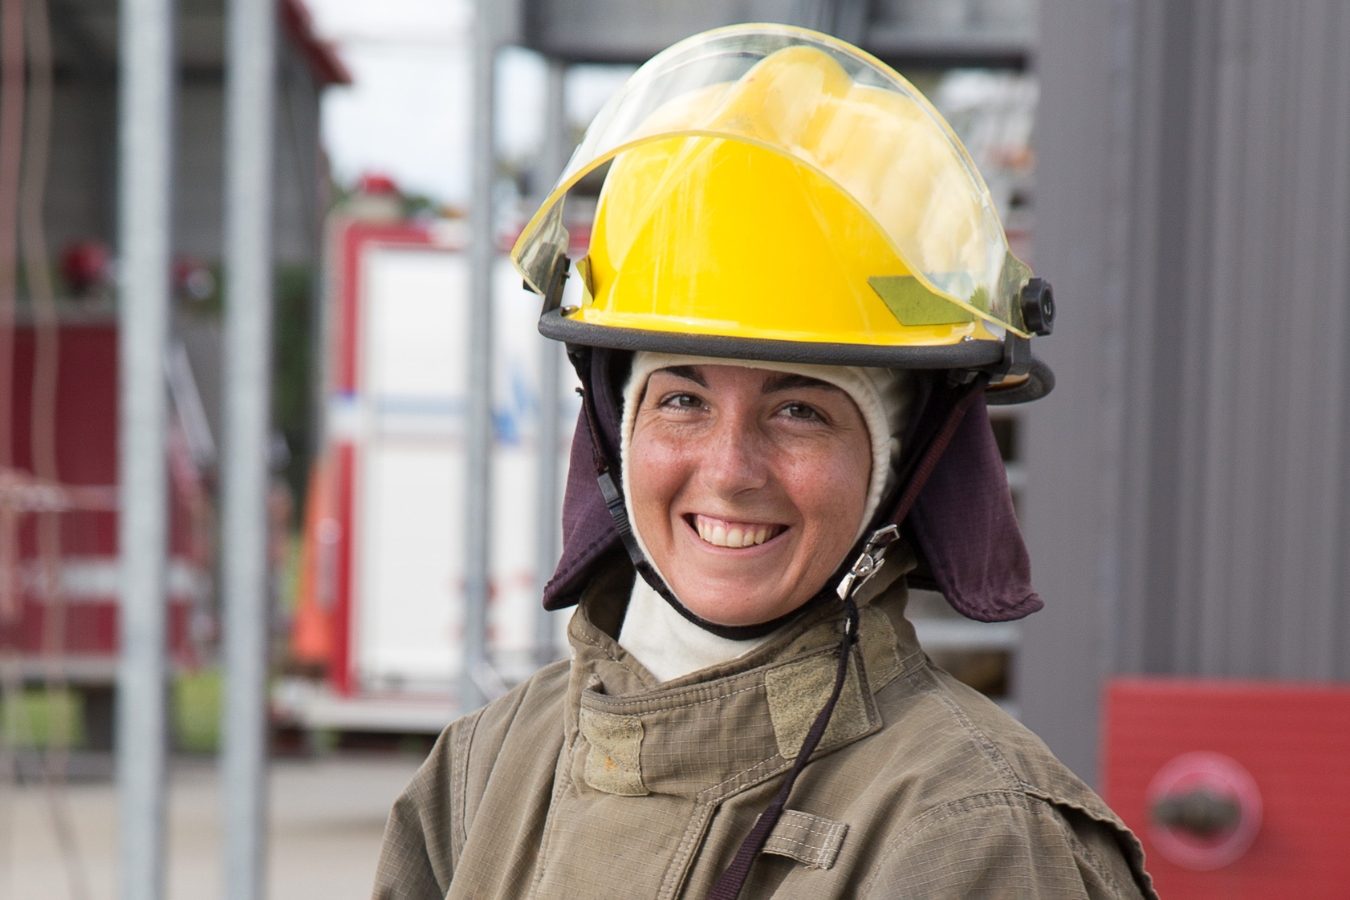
left=373, top=558, right=1155, bottom=899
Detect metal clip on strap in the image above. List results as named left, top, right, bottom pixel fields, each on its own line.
left=836, top=524, right=901, bottom=605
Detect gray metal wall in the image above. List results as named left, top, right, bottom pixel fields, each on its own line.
left=520, top=0, right=1035, bottom=68
left=174, top=63, right=323, bottom=266
left=1022, top=0, right=1350, bottom=783
left=42, top=2, right=326, bottom=270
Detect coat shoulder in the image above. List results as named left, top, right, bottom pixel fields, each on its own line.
left=860, top=789, right=1151, bottom=899
left=455, top=658, right=573, bottom=835
left=371, top=659, right=572, bottom=900
left=855, top=661, right=1156, bottom=899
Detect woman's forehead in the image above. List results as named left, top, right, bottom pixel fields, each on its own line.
left=651, top=364, right=844, bottom=394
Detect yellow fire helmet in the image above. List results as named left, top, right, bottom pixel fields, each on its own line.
left=512, top=24, right=1055, bottom=402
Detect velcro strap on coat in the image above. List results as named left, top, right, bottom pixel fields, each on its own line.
left=762, top=810, right=849, bottom=870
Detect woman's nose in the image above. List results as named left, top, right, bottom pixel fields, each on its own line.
left=698, top=411, right=769, bottom=496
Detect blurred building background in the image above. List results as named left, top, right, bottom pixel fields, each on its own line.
left=0, top=0, right=345, bottom=757
left=1025, top=4, right=1350, bottom=892
left=4, top=0, right=1350, bottom=897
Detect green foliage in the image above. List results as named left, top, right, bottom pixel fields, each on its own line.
left=174, top=668, right=223, bottom=754
left=401, top=191, right=440, bottom=219
left=272, top=264, right=316, bottom=510
left=0, top=687, right=85, bottom=749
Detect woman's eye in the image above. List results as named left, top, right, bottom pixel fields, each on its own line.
left=782, top=403, right=822, bottom=421
left=660, top=392, right=704, bottom=409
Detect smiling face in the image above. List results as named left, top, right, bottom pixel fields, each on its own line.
left=627, top=364, right=873, bottom=627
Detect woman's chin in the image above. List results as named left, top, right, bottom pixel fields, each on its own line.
left=674, top=582, right=806, bottom=628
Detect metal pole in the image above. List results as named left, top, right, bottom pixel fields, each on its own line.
left=461, top=0, right=497, bottom=712
left=220, top=0, right=277, bottom=893
left=116, top=0, right=175, bottom=896
left=533, top=58, right=567, bottom=667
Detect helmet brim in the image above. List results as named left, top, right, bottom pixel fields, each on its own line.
left=541, top=306, right=1005, bottom=370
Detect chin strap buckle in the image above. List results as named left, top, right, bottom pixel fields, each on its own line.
left=836, top=524, right=901, bottom=608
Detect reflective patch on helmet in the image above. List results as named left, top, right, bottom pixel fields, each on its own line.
left=575, top=255, right=595, bottom=307
left=579, top=707, right=649, bottom=796
left=869, top=276, right=976, bottom=326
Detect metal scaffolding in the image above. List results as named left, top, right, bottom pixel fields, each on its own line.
left=115, top=0, right=175, bottom=895
left=533, top=57, right=568, bottom=667
left=219, top=0, right=279, bottom=897
left=461, top=0, right=499, bottom=713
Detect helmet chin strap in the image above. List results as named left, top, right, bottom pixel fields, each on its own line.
left=596, top=469, right=820, bottom=641
left=580, top=366, right=804, bottom=641
left=591, top=368, right=990, bottom=644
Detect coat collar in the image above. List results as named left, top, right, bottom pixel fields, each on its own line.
left=561, top=554, right=926, bottom=802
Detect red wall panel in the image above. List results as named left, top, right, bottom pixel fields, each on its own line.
left=1104, top=678, right=1350, bottom=898
left=1, top=322, right=207, bottom=663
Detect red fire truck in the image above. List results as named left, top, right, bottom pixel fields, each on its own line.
left=0, top=312, right=213, bottom=751
left=277, top=211, right=580, bottom=734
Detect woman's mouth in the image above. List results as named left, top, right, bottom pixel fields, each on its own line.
left=689, top=514, right=785, bottom=548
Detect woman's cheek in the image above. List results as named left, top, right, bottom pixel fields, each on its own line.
left=784, top=453, right=867, bottom=518
left=629, top=434, right=688, bottom=534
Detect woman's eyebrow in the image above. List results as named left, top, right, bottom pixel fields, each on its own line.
left=657, top=365, right=707, bottom=387
left=762, top=372, right=842, bottom=394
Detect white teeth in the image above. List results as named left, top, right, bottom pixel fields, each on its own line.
left=694, top=515, right=777, bottom=548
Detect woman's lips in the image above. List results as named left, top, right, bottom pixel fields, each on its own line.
left=690, top=514, right=785, bottom=548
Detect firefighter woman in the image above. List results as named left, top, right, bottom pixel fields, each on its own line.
left=374, top=24, right=1155, bottom=899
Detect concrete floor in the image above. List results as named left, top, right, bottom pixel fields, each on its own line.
left=0, top=753, right=424, bottom=900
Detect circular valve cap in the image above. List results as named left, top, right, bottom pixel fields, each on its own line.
left=1020, top=277, right=1055, bottom=336
left=1146, top=751, right=1262, bottom=870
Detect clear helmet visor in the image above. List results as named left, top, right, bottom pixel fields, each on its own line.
left=512, top=24, right=1032, bottom=337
